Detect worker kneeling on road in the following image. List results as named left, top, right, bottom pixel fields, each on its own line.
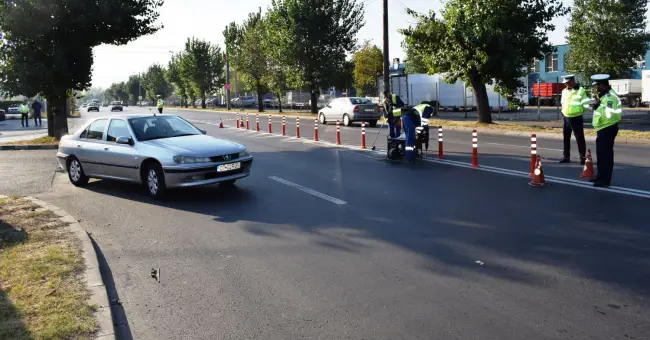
left=402, top=107, right=421, bottom=162
left=383, top=90, right=405, bottom=138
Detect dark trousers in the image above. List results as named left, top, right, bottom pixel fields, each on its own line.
left=388, top=115, right=401, bottom=138
left=21, top=113, right=29, bottom=127
left=34, top=113, right=42, bottom=126
left=158, top=108, right=163, bottom=114
left=595, top=124, right=619, bottom=185
left=563, top=115, right=586, bottom=159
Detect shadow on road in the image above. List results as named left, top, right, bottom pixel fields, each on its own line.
left=88, top=234, right=134, bottom=340
left=74, top=147, right=650, bottom=298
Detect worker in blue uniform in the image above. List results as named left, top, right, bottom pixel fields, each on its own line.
left=383, top=90, right=405, bottom=138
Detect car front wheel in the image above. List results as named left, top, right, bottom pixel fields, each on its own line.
left=319, top=113, right=327, bottom=124
left=68, top=157, right=89, bottom=187
left=343, top=114, right=351, bottom=126
left=145, top=163, right=167, bottom=199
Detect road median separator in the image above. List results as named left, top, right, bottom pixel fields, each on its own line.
left=0, top=136, right=60, bottom=150
left=171, top=106, right=316, bottom=118
left=0, top=195, right=115, bottom=340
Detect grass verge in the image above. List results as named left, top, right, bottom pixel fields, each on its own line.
left=3, top=136, right=59, bottom=146
left=0, top=197, right=97, bottom=340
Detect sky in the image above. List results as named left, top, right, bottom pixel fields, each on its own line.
left=91, top=0, right=575, bottom=89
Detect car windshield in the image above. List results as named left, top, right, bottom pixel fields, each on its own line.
left=128, top=116, right=202, bottom=141
left=350, top=98, right=372, bottom=105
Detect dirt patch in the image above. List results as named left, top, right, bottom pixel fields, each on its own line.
left=1, top=136, right=59, bottom=146
left=0, top=196, right=97, bottom=339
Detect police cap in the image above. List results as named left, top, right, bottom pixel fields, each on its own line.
left=591, top=74, right=610, bottom=86
left=561, top=74, right=576, bottom=83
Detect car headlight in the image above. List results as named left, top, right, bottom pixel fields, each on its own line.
left=238, top=151, right=250, bottom=158
left=173, top=156, right=212, bottom=164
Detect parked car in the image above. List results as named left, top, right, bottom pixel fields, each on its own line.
left=109, top=101, right=123, bottom=112
left=0, top=109, right=5, bottom=121
left=318, top=97, right=382, bottom=127
left=87, top=102, right=100, bottom=112
left=56, top=114, right=254, bottom=199
left=231, top=96, right=256, bottom=107
left=8, top=105, right=20, bottom=113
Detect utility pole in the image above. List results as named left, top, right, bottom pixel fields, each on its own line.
left=382, top=0, right=390, bottom=98
left=225, top=49, right=231, bottom=110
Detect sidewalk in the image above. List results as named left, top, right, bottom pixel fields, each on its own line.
left=0, top=119, right=48, bottom=143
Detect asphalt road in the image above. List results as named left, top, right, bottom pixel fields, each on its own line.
left=8, top=106, right=643, bottom=340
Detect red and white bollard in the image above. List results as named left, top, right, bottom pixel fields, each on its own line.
left=236, top=114, right=240, bottom=129
left=530, top=134, right=537, bottom=177
left=336, top=120, right=341, bottom=145
left=256, top=114, right=260, bottom=132
left=471, top=130, right=479, bottom=168
left=268, top=115, right=272, bottom=133
left=246, top=113, right=250, bottom=130
left=296, top=117, right=300, bottom=138
left=361, top=122, right=367, bottom=149
left=282, top=116, right=286, bottom=136
left=438, top=126, right=444, bottom=159
left=314, top=119, right=319, bottom=141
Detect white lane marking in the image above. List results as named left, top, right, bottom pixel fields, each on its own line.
left=269, top=176, right=347, bottom=205
left=484, top=142, right=562, bottom=152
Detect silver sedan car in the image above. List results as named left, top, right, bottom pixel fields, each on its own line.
left=57, top=114, right=253, bottom=199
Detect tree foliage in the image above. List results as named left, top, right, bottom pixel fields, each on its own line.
left=403, top=43, right=428, bottom=75
left=352, top=41, right=382, bottom=96
left=126, top=74, right=144, bottom=104
left=566, top=0, right=650, bottom=81
left=401, top=0, right=567, bottom=123
left=142, top=64, right=172, bottom=101
left=269, top=0, right=365, bottom=113
left=0, top=0, right=163, bottom=138
left=233, top=10, right=271, bottom=112
left=178, top=38, right=225, bottom=108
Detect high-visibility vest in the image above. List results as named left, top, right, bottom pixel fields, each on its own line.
left=19, top=104, right=29, bottom=113
left=592, top=89, right=622, bottom=131
left=157, top=99, right=164, bottom=108
left=561, top=86, right=588, bottom=117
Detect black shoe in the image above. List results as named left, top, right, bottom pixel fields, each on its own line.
left=580, top=158, right=586, bottom=166
left=559, top=158, right=571, bottom=164
left=588, top=178, right=598, bottom=183
left=593, top=181, right=610, bottom=188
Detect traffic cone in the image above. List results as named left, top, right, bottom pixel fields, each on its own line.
left=219, top=119, right=224, bottom=128
left=580, top=149, right=596, bottom=179
left=529, top=155, right=550, bottom=187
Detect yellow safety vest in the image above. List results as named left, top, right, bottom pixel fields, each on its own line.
left=561, top=86, right=588, bottom=117
left=157, top=99, right=164, bottom=108
left=592, top=89, right=622, bottom=131
left=19, top=104, right=29, bottom=113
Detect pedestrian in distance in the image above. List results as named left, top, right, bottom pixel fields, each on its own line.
left=559, top=74, right=589, bottom=165
left=589, top=74, right=622, bottom=188
left=156, top=95, right=164, bottom=114
left=19, top=101, right=30, bottom=127
left=31, top=98, right=43, bottom=127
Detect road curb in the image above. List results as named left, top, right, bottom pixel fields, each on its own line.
left=0, top=144, right=59, bottom=150
left=21, top=196, right=116, bottom=340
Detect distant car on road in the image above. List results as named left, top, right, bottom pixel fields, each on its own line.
left=87, top=102, right=100, bottom=112
left=109, top=101, right=123, bottom=112
left=8, top=105, right=20, bottom=113
left=56, top=114, right=254, bottom=199
left=318, top=97, right=382, bottom=127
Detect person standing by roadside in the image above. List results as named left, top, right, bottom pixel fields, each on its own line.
left=157, top=95, right=164, bottom=114
left=589, top=74, right=622, bottom=188
left=19, top=101, right=30, bottom=127
left=559, top=75, right=589, bottom=165
left=31, top=98, right=43, bottom=127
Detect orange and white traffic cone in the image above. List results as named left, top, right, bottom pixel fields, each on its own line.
left=580, top=149, right=596, bottom=179
left=219, top=119, right=224, bottom=128
left=529, top=155, right=550, bottom=187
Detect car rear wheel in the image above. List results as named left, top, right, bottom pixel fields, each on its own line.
left=146, top=163, right=167, bottom=199
left=319, top=113, right=327, bottom=124
left=67, top=157, right=89, bottom=187
left=343, top=114, right=351, bottom=126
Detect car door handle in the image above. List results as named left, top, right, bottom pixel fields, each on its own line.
left=77, top=144, right=82, bottom=148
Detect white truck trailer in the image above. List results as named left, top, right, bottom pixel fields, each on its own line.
left=609, top=78, right=642, bottom=107
left=641, top=70, right=650, bottom=106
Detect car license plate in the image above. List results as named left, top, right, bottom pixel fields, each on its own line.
left=217, top=162, right=241, bottom=172
left=364, top=109, right=374, bottom=112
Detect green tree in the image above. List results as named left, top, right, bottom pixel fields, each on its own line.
left=167, top=54, right=190, bottom=107
left=403, top=43, right=428, bottom=74
left=261, top=17, right=293, bottom=113
left=235, top=10, right=270, bottom=112
left=142, top=64, right=172, bottom=101
left=401, top=0, right=567, bottom=123
left=352, top=41, right=382, bottom=96
left=179, top=37, right=225, bottom=108
left=566, top=0, right=650, bottom=82
left=269, top=0, right=365, bottom=113
left=0, top=0, right=163, bottom=138
left=334, top=60, right=355, bottom=94
left=126, top=74, right=144, bottom=105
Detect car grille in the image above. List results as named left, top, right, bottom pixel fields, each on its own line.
left=209, top=153, right=239, bottom=162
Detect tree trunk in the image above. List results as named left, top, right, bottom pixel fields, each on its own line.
left=201, top=90, right=206, bottom=108
left=46, top=101, right=54, bottom=137
left=47, top=95, right=69, bottom=139
left=310, top=86, right=320, bottom=114
left=190, top=96, right=196, bottom=108
left=277, top=92, right=283, bottom=113
left=256, top=83, right=264, bottom=112
left=469, top=74, right=493, bottom=124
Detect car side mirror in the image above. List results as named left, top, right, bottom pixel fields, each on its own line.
left=200, top=129, right=207, bottom=134
left=116, top=136, right=133, bottom=145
